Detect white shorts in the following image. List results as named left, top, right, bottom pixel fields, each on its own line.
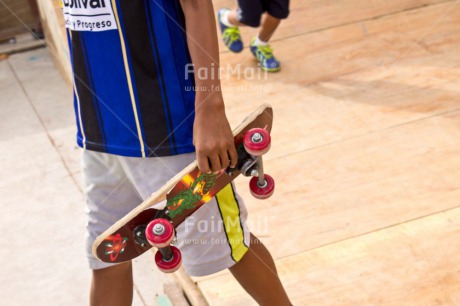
left=82, top=150, right=250, bottom=276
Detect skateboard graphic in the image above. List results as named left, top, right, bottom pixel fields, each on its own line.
left=92, top=104, right=274, bottom=272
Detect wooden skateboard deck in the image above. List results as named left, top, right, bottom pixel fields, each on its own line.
left=93, top=104, right=273, bottom=264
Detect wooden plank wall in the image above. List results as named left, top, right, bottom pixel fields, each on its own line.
left=0, top=0, right=35, bottom=40
left=36, top=0, right=72, bottom=86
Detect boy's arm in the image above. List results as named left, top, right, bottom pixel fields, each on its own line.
left=179, top=0, right=238, bottom=174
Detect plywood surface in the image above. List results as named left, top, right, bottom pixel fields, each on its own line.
left=219, top=1, right=460, bottom=86
left=0, top=0, right=35, bottom=38
left=37, top=0, right=72, bottom=86
left=196, top=207, right=460, bottom=305
left=196, top=1, right=460, bottom=305
left=34, top=0, right=460, bottom=305
left=213, top=0, right=450, bottom=53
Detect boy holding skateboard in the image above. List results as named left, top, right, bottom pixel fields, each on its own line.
left=61, top=0, right=291, bottom=305
left=217, top=0, right=290, bottom=71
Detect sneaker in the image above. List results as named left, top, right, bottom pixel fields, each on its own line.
left=249, top=38, right=281, bottom=72
left=217, top=8, right=243, bottom=53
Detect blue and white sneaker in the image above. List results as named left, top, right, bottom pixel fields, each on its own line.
left=217, top=8, right=243, bottom=53
left=250, top=38, right=281, bottom=72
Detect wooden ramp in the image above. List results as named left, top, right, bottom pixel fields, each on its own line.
left=194, top=0, right=460, bottom=305
left=38, top=0, right=460, bottom=305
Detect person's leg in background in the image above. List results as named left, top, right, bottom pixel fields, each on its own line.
left=217, top=0, right=289, bottom=71
left=248, top=0, right=290, bottom=72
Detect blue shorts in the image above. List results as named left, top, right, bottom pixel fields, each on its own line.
left=237, top=0, right=290, bottom=27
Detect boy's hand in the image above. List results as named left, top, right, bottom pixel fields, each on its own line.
left=193, top=99, right=238, bottom=174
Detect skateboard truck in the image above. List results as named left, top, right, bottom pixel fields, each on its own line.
left=243, top=128, right=275, bottom=199
left=133, top=208, right=173, bottom=247
left=225, top=128, right=275, bottom=199
left=145, top=218, right=182, bottom=273
left=134, top=220, right=180, bottom=269
left=133, top=224, right=149, bottom=247
left=151, top=224, right=175, bottom=262
left=225, top=143, right=254, bottom=177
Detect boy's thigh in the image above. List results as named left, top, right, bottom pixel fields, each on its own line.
left=82, top=150, right=145, bottom=270
left=175, top=183, right=251, bottom=277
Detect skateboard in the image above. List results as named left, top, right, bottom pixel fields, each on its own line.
left=92, top=104, right=275, bottom=272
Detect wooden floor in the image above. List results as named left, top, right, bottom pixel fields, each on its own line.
left=36, top=0, right=460, bottom=304
left=194, top=0, right=460, bottom=305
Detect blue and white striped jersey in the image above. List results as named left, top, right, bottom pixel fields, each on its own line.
left=62, top=0, right=196, bottom=157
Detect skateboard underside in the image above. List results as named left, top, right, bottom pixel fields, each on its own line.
left=93, top=104, right=273, bottom=264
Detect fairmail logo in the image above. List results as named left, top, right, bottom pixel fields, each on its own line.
left=62, top=0, right=118, bottom=32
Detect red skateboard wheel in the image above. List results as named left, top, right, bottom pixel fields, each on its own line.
left=244, top=128, right=271, bottom=156
left=155, top=246, right=182, bottom=273
left=145, top=218, right=175, bottom=248
left=249, top=174, right=275, bottom=199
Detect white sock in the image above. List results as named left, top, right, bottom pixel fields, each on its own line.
left=221, top=10, right=235, bottom=27
left=253, top=36, right=268, bottom=46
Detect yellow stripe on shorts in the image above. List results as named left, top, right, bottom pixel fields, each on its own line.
left=215, top=183, right=249, bottom=262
